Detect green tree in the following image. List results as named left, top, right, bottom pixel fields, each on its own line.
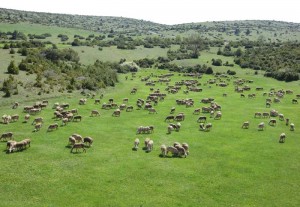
left=7, top=61, right=19, bottom=74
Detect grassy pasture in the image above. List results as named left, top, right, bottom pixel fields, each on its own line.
left=0, top=69, right=300, bottom=206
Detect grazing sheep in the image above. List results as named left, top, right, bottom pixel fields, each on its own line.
left=94, top=99, right=101, bottom=104
left=165, top=115, right=174, bottom=122
left=48, top=123, right=59, bottom=131
left=279, top=133, right=286, bottom=143
left=166, top=146, right=179, bottom=157
left=83, top=137, right=93, bottom=147
left=69, top=136, right=76, bottom=146
left=214, top=111, right=222, bottom=119
left=268, top=119, right=277, bottom=126
left=24, top=114, right=30, bottom=123
left=79, top=98, right=87, bottom=105
left=167, top=125, right=174, bottom=134
left=193, top=108, right=201, bottom=115
left=254, top=112, right=262, bottom=118
left=71, top=134, right=83, bottom=143
left=279, top=114, right=284, bottom=121
left=11, top=114, right=19, bottom=122
left=2, top=115, right=11, bottom=124
left=242, top=121, right=250, bottom=129
left=292, top=99, right=298, bottom=104
left=199, top=123, right=205, bottom=131
left=174, top=113, right=185, bottom=121
left=160, top=144, right=167, bottom=157
left=258, top=122, right=265, bottom=131
left=182, top=143, right=189, bottom=155
left=32, top=117, right=43, bottom=125
left=73, top=115, right=82, bottom=122
left=0, top=132, right=13, bottom=141
left=71, top=143, right=86, bottom=153
left=126, top=106, right=134, bottom=112
left=146, top=140, right=153, bottom=152
left=91, top=110, right=100, bottom=117
left=148, top=108, right=157, bottom=114
left=6, top=141, right=17, bottom=153
left=205, top=123, right=212, bottom=131
left=285, top=118, right=290, bottom=126
left=133, top=138, right=139, bottom=150
left=62, top=117, right=69, bottom=126
left=170, top=107, right=175, bottom=114
left=290, top=123, right=295, bottom=131
left=175, top=145, right=187, bottom=158
left=197, top=116, right=207, bottom=123
left=144, top=138, right=150, bottom=148
left=34, top=123, right=42, bottom=132
left=12, top=102, right=19, bottom=109
left=23, top=138, right=31, bottom=148
left=112, top=109, right=121, bottom=117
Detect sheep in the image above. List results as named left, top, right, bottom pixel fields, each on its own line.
left=166, top=146, right=179, bottom=157
left=133, top=138, right=139, bottom=150
left=193, top=108, right=201, bottom=115
left=12, top=102, right=19, bottom=109
left=258, top=122, right=265, bottom=131
left=23, top=138, right=31, bottom=148
left=167, top=125, right=174, bottom=134
left=214, top=111, right=222, bottom=119
left=176, top=145, right=187, bottom=158
left=69, top=136, right=76, bottom=146
left=268, top=119, right=277, bottom=126
left=254, top=112, right=262, bottom=118
left=146, top=140, right=153, bottom=152
left=91, top=110, right=100, bottom=117
left=197, top=116, right=207, bottom=123
left=6, top=140, right=17, bottom=152
left=279, top=133, right=286, bottom=143
left=290, top=123, right=295, bottom=131
left=112, top=109, right=121, bottom=117
left=160, top=144, right=167, bottom=157
left=199, top=123, right=205, bottom=131
left=205, top=123, right=212, bottom=131
left=79, top=98, right=87, bottom=105
left=73, top=115, right=82, bottom=122
left=71, top=134, right=83, bottom=143
left=182, top=143, right=189, bottom=155
left=170, top=107, right=175, bottom=114
left=11, top=114, right=19, bottom=122
left=144, top=138, right=151, bottom=148
left=0, top=132, right=13, bottom=141
left=48, top=123, right=59, bottom=131
left=71, top=143, right=86, bottom=153
left=83, top=137, right=93, bottom=147
left=94, top=99, right=101, bottom=104
left=62, top=117, right=69, bottom=126
left=242, top=121, right=250, bottom=129
left=32, top=117, right=43, bottom=125
left=279, top=114, right=284, bottom=121
left=24, top=114, right=30, bottom=123
left=165, top=115, right=174, bottom=122
left=148, top=108, right=157, bottom=114
left=2, top=115, right=11, bottom=124
left=126, top=106, right=134, bottom=112
left=34, top=123, right=42, bottom=132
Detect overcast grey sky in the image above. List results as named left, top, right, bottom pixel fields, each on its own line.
left=1, top=0, right=300, bottom=25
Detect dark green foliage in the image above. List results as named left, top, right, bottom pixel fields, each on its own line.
left=58, top=34, right=69, bottom=41
left=227, top=69, right=236, bottom=75
left=9, top=48, right=15, bottom=54
left=233, top=42, right=300, bottom=81
left=1, top=75, right=18, bottom=97
left=3, top=43, right=10, bottom=49
left=212, top=58, right=222, bottom=66
left=134, top=58, right=155, bottom=68
left=7, top=60, right=19, bottom=74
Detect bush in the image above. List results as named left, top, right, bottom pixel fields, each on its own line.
left=7, top=61, right=19, bottom=74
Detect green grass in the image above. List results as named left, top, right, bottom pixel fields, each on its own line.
left=0, top=69, right=300, bottom=206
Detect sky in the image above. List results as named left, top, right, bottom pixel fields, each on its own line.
left=1, top=0, right=300, bottom=25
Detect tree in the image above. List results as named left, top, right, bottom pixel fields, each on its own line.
left=7, top=61, right=19, bottom=74
left=1, top=75, right=18, bottom=97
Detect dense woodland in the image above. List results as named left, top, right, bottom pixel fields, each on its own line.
left=0, top=8, right=300, bottom=97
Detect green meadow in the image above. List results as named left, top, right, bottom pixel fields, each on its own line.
left=0, top=68, right=300, bottom=206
